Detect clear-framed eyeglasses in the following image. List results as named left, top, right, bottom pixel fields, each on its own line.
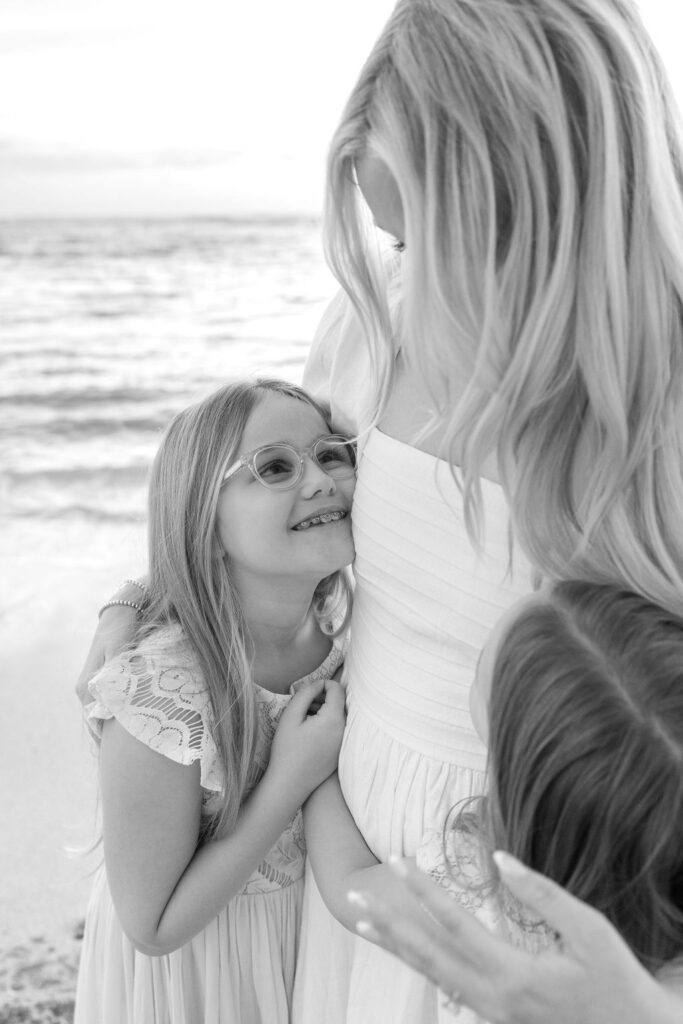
left=222, top=434, right=356, bottom=491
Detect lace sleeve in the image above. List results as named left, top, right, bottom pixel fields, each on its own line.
left=85, top=641, right=224, bottom=793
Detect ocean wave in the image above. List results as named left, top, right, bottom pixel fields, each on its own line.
left=5, top=417, right=168, bottom=440
left=2, top=463, right=150, bottom=486
left=1, top=384, right=189, bottom=407
left=1, top=217, right=326, bottom=522
left=0, top=504, right=146, bottom=524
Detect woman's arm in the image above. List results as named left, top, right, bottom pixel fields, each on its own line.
left=348, top=853, right=683, bottom=1024
left=101, top=677, right=345, bottom=956
left=76, top=579, right=147, bottom=704
left=303, top=772, right=399, bottom=932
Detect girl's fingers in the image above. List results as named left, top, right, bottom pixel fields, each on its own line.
left=318, top=679, right=346, bottom=716
left=287, top=677, right=327, bottom=721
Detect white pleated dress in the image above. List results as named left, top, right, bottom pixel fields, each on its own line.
left=293, top=428, right=533, bottom=1024
left=75, top=625, right=344, bottom=1024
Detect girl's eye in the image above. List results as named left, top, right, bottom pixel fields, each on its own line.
left=318, top=450, right=341, bottom=466
left=316, top=438, right=355, bottom=468
left=259, top=458, right=294, bottom=478
left=318, top=450, right=353, bottom=468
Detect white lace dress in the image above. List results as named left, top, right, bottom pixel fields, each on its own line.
left=74, top=625, right=345, bottom=1024
left=416, top=830, right=555, bottom=1024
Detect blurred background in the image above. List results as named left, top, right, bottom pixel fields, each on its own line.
left=0, top=1, right=680, bottom=1019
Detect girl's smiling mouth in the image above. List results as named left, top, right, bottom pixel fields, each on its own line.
left=291, top=509, right=349, bottom=531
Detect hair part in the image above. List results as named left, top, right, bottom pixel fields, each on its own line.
left=479, top=581, right=683, bottom=970
left=326, top=0, right=683, bottom=614
left=135, top=378, right=352, bottom=840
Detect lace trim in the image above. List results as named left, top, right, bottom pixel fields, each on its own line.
left=417, top=829, right=555, bottom=952
left=86, top=634, right=223, bottom=792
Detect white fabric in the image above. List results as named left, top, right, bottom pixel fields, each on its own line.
left=295, top=293, right=534, bottom=1023
left=294, top=428, right=533, bottom=1024
left=75, top=627, right=345, bottom=1024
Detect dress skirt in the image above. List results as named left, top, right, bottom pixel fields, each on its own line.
left=75, top=864, right=303, bottom=1024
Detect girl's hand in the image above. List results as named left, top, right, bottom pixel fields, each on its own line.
left=268, top=678, right=346, bottom=804
left=75, top=582, right=143, bottom=705
left=349, top=854, right=683, bottom=1024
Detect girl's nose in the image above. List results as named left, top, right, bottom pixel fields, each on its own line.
left=300, top=454, right=337, bottom=497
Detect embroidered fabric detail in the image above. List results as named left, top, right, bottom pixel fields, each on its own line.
left=417, top=829, right=495, bottom=919
left=417, top=828, right=555, bottom=953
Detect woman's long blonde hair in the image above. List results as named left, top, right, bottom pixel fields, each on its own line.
left=135, top=379, right=351, bottom=839
left=326, top=0, right=683, bottom=614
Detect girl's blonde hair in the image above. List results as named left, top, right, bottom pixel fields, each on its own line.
left=136, top=379, right=351, bottom=839
left=480, top=581, right=683, bottom=971
left=326, top=0, right=683, bottom=614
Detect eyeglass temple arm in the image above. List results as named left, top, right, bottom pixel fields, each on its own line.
left=222, top=457, right=245, bottom=483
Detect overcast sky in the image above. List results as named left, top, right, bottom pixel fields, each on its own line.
left=0, top=0, right=680, bottom=218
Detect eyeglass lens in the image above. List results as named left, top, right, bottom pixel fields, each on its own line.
left=253, top=436, right=355, bottom=489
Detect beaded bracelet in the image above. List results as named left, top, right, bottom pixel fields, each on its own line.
left=98, top=598, right=143, bottom=619
left=122, top=578, right=149, bottom=594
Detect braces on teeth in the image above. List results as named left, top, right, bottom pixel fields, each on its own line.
left=295, top=511, right=346, bottom=530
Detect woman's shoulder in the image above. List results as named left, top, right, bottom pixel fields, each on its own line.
left=304, top=289, right=378, bottom=435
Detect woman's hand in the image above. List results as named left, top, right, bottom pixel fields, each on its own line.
left=349, top=853, right=683, bottom=1024
left=268, top=677, right=346, bottom=805
left=75, top=581, right=144, bottom=704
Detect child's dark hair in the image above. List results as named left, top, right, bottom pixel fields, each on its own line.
left=484, top=581, right=683, bottom=970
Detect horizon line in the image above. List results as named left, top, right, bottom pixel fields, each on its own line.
left=0, top=211, right=324, bottom=223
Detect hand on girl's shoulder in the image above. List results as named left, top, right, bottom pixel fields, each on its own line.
left=75, top=580, right=149, bottom=705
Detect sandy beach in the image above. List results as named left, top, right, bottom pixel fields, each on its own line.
left=0, top=517, right=146, bottom=1023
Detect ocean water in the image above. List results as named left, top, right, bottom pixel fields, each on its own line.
left=0, top=218, right=338, bottom=954
left=1, top=217, right=335, bottom=529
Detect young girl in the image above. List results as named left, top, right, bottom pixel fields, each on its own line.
left=304, top=581, right=683, bottom=1020
left=74, top=378, right=356, bottom=1024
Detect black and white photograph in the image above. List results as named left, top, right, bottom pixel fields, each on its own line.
left=2, top=2, right=683, bottom=1022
